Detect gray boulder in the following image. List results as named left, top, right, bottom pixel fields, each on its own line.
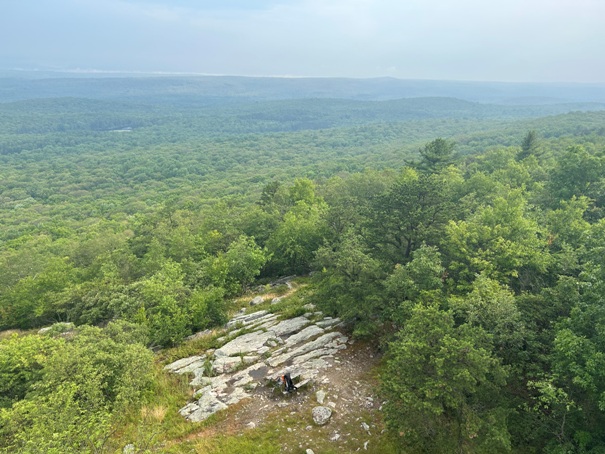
left=250, top=296, right=264, bottom=306
left=312, top=406, right=332, bottom=425
left=180, top=388, right=228, bottom=422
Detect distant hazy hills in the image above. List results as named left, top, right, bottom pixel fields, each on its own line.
left=1, top=71, right=605, bottom=105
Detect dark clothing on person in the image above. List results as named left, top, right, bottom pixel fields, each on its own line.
left=282, top=373, right=297, bottom=392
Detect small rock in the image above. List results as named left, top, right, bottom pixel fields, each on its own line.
left=305, top=425, right=313, bottom=431
left=186, top=328, right=212, bottom=341
left=361, top=422, right=370, bottom=431
left=250, top=296, right=264, bottom=306
left=327, top=401, right=336, bottom=408
left=312, top=406, right=332, bottom=425
left=329, top=432, right=341, bottom=441
left=123, top=444, right=135, bottom=454
left=246, top=422, right=256, bottom=429
left=306, top=449, right=315, bottom=454
left=316, top=390, right=326, bottom=404
left=364, top=441, right=369, bottom=450
left=287, top=427, right=292, bottom=432
left=38, top=322, right=75, bottom=335
left=271, top=297, right=282, bottom=304
left=316, top=317, right=341, bottom=328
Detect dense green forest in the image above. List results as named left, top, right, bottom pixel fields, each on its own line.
left=2, top=76, right=605, bottom=452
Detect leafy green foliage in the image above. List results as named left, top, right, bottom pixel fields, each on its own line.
left=446, top=190, right=551, bottom=290
left=367, top=168, right=454, bottom=262
left=382, top=304, right=509, bottom=453
left=266, top=200, right=328, bottom=274
left=0, top=322, right=154, bottom=453
left=314, top=232, right=384, bottom=336
left=0, top=334, right=63, bottom=409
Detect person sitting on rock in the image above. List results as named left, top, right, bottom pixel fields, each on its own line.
left=281, top=373, right=297, bottom=393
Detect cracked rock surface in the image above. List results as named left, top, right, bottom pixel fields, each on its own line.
left=165, top=308, right=343, bottom=422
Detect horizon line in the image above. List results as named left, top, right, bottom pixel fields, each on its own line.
left=3, top=67, right=605, bottom=86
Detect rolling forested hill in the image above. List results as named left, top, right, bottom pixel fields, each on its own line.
left=2, top=72, right=605, bottom=104
left=2, top=74, right=605, bottom=453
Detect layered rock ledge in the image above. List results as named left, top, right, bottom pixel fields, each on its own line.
left=165, top=308, right=345, bottom=422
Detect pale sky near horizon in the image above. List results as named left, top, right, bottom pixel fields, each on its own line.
left=2, top=0, right=604, bottom=83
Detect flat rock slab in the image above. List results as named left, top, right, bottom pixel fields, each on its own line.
left=225, top=310, right=269, bottom=329
left=285, top=325, right=324, bottom=347
left=215, top=330, right=277, bottom=357
left=164, top=355, right=204, bottom=373
left=292, top=347, right=339, bottom=365
left=269, top=316, right=310, bottom=337
left=268, top=332, right=341, bottom=367
left=251, top=315, right=279, bottom=331
left=316, top=317, right=342, bottom=328
left=213, top=355, right=257, bottom=374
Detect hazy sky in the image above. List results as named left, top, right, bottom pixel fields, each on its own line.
left=2, top=0, right=604, bottom=82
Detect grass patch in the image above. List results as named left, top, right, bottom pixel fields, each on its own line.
left=176, top=405, right=399, bottom=454
left=108, top=363, right=200, bottom=452
left=267, top=283, right=313, bottom=320
left=157, top=332, right=222, bottom=365
left=186, top=430, right=281, bottom=454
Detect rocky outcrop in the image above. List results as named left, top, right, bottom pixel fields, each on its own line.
left=164, top=308, right=343, bottom=423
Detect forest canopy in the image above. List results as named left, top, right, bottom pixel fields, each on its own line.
left=2, top=83, right=605, bottom=452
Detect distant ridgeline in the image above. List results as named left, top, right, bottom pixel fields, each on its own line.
left=1, top=71, right=605, bottom=104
